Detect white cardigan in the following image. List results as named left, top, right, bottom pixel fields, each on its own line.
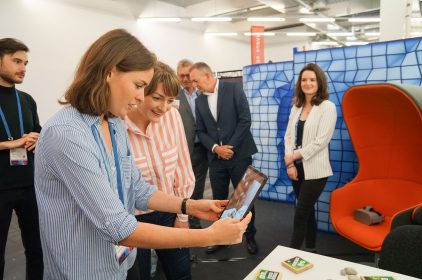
left=284, top=100, right=337, bottom=180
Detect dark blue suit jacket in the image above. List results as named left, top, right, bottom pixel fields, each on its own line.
left=195, top=80, right=257, bottom=167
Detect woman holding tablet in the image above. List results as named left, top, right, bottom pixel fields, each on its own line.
left=284, top=63, right=337, bottom=251
left=34, top=29, right=251, bottom=279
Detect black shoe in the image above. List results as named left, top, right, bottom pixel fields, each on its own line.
left=206, top=245, right=226, bottom=254
left=246, top=237, right=258, bottom=254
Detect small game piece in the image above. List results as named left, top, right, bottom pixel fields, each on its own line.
left=255, top=269, right=282, bottom=280
left=281, top=256, right=313, bottom=274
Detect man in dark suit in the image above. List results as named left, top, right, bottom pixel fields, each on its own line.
left=189, top=62, right=258, bottom=254
left=176, top=59, right=208, bottom=229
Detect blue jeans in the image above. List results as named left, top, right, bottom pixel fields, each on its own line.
left=135, top=212, right=191, bottom=280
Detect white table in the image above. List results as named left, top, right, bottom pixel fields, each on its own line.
left=244, top=245, right=419, bottom=280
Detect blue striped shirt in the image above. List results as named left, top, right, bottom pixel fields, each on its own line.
left=34, top=106, right=157, bottom=279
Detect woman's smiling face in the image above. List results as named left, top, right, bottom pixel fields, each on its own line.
left=137, top=82, right=175, bottom=123
left=300, top=70, right=318, bottom=98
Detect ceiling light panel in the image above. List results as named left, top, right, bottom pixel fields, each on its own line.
left=326, top=32, right=354, bottom=37
left=247, top=17, right=285, bottom=22
left=244, top=32, right=275, bottom=36
left=191, top=17, right=232, bottom=22
left=300, top=18, right=335, bottom=23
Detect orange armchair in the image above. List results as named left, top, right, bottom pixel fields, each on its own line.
left=330, top=83, right=422, bottom=252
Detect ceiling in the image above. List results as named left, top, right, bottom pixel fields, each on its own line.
left=54, top=0, right=422, bottom=47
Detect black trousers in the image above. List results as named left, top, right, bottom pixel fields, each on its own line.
left=0, top=187, right=43, bottom=279
left=209, top=157, right=256, bottom=238
left=129, top=212, right=191, bottom=280
left=190, top=143, right=208, bottom=201
left=289, top=163, right=327, bottom=249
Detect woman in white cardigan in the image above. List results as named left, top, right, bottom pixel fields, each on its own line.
left=284, top=63, right=337, bottom=251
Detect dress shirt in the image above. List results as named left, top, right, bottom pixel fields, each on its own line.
left=182, top=87, right=200, bottom=121
left=182, top=87, right=201, bottom=143
left=34, top=106, right=157, bottom=280
left=126, top=107, right=194, bottom=222
left=202, top=79, right=219, bottom=152
left=203, top=79, right=219, bottom=122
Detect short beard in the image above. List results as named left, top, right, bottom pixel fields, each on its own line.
left=0, top=72, right=22, bottom=85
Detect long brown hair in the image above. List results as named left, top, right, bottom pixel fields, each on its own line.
left=61, top=29, right=157, bottom=115
left=293, top=63, right=328, bottom=107
left=145, top=62, right=180, bottom=98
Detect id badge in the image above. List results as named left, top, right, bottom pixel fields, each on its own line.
left=115, top=245, right=134, bottom=265
left=10, top=148, right=28, bottom=166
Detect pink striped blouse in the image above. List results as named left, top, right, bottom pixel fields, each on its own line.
left=126, top=107, right=195, bottom=222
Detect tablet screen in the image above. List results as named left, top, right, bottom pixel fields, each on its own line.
left=220, top=166, right=268, bottom=220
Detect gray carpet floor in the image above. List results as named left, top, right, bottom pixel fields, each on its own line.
left=4, top=198, right=374, bottom=280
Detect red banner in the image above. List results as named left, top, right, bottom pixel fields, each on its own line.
left=250, top=26, right=265, bottom=64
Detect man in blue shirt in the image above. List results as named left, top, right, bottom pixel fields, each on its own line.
left=176, top=59, right=208, bottom=229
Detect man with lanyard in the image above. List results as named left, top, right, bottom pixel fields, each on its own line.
left=176, top=59, right=208, bottom=229
left=0, top=38, right=43, bottom=279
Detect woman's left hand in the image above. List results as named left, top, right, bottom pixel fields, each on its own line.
left=284, top=153, right=294, bottom=167
left=287, top=165, right=298, bottom=181
left=188, top=199, right=228, bottom=221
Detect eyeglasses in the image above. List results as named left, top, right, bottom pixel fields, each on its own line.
left=178, top=74, right=190, bottom=79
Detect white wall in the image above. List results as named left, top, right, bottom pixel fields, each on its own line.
left=266, top=40, right=311, bottom=63
left=0, top=0, right=305, bottom=123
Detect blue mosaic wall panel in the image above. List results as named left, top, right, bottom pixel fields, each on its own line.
left=243, top=61, right=295, bottom=202
left=243, top=37, right=422, bottom=233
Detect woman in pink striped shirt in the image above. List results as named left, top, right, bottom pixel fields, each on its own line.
left=126, top=62, right=195, bottom=280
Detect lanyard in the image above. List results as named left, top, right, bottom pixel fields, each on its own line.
left=91, top=121, right=125, bottom=205
left=0, top=89, right=24, bottom=140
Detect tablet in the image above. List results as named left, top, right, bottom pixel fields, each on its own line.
left=220, top=165, right=268, bottom=220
